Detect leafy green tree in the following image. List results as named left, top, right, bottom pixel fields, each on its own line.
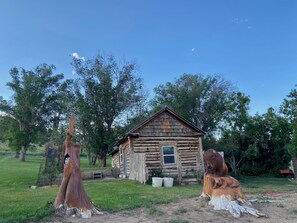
left=219, top=92, right=290, bottom=175
left=0, top=64, right=66, bottom=161
left=151, top=74, right=233, bottom=133
left=281, top=88, right=297, bottom=155
left=281, top=87, right=297, bottom=176
left=219, top=91, right=250, bottom=174
left=0, top=114, right=14, bottom=143
left=242, top=109, right=291, bottom=175
left=72, top=54, right=145, bottom=167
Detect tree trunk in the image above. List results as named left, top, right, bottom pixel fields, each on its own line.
left=91, top=156, right=97, bottom=165
left=54, top=114, right=102, bottom=218
left=19, top=147, right=26, bottom=162
left=98, top=154, right=106, bottom=167
left=226, top=154, right=242, bottom=176
left=292, top=155, right=297, bottom=180
left=54, top=142, right=101, bottom=217
left=15, top=151, right=20, bottom=158
left=87, top=153, right=92, bottom=165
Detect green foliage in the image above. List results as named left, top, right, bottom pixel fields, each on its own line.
left=219, top=106, right=291, bottom=175
left=173, top=207, right=188, bottom=215
left=202, top=134, right=218, bottom=150
left=0, top=64, right=72, bottom=161
left=168, top=219, right=191, bottom=223
left=240, top=163, right=262, bottom=176
left=151, top=73, right=233, bottom=133
left=148, top=206, right=165, bottom=216
left=281, top=87, right=297, bottom=155
left=72, top=53, right=146, bottom=166
left=290, top=210, right=297, bottom=215
left=151, top=167, right=164, bottom=178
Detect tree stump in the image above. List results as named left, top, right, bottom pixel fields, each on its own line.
left=201, top=149, right=266, bottom=218
left=54, top=114, right=102, bottom=218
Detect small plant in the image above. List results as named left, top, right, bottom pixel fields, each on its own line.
left=277, top=204, right=285, bottom=208
left=148, top=206, right=164, bottom=216
left=168, top=219, right=190, bottom=223
left=147, top=167, right=164, bottom=184
left=173, top=207, right=188, bottom=215
left=151, top=167, right=164, bottom=178
left=256, top=195, right=269, bottom=202
left=194, top=207, right=203, bottom=213
left=290, top=209, right=297, bottom=215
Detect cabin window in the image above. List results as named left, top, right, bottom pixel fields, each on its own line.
left=162, top=146, right=175, bottom=164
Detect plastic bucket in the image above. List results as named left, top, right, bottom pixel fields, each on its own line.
left=152, top=177, right=163, bottom=187
left=163, top=177, right=174, bottom=187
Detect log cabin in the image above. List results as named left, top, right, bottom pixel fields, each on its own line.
left=111, top=107, right=205, bottom=184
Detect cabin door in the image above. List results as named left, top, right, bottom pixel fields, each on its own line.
left=129, top=153, right=146, bottom=183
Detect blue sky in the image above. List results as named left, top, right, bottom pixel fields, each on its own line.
left=0, top=0, right=296, bottom=115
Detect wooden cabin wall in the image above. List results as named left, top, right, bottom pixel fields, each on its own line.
left=133, top=136, right=203, bottom=178
left=112, top=153, right=120, bottom=168
left=131, top=112, right=204, bottom=179
left=117, top=140, right=132, bottom=177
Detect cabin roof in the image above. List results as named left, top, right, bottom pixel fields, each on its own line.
left=111, top=107, right=205, bottom=155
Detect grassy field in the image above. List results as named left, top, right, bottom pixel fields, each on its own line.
left=0, top=153, right=296, bottom=223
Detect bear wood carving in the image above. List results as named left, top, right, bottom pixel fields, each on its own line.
left=201, top=149, right=265, bottom=218
left=54, top=113, right=102, bottom=218
left=203, top=149, right=228, bottom=177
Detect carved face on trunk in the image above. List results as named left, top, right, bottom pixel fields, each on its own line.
left=203, top=149, right=228, bottom=176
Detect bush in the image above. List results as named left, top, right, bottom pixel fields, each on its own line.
left=240, top=163, right=262, bottom=176
left=151, top=167, right=164, bottom=178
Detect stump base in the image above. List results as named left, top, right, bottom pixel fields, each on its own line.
left=202, top=174, right=266, bottom=218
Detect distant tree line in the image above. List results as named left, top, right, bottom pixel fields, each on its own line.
left=0, top=52, right=296, bottom=176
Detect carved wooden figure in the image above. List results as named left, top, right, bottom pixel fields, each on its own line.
left=201, top=149, right=266, bottom=218
left=54, top=114, right=102, bottom=218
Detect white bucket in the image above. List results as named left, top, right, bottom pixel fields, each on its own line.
left=152, top=177, right=163, bottom=187
left=163, top=177, right=174, bottom=187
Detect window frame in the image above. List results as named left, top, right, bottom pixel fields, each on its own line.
left=162, top=145, right=176, bottom=165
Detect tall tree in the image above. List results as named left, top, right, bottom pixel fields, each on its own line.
left=281, top=87, right=297, bottom=176
left=72, top=54, right=145, bottom=167
left=0, top=64, right=66, bottom=161
left=219, top=92, right=250, bottom=174
left=219, top=92, right=290, bottom=175
left=151, top=74, right=233, bottom=133
left=242, top=109, right=291, bottom=175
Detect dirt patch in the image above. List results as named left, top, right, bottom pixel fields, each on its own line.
left=44, top=191, right=297, bottom=223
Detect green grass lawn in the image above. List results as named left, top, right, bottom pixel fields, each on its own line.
left=0, top=154, right=296, bottom=223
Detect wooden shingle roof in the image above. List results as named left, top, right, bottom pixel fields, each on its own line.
left=111, top=107, right=205, bottom=155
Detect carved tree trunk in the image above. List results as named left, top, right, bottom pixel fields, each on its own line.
left=202, top=174, right=266, bottom=218
left=54, top=114, right=102, bottom=218
left=201, top=149, right=266, bottom=218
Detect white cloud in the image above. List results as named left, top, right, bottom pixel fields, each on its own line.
left=233, top=18, right=249, bottom=24
left=191, top=48, right=196, bottom=52
left=71, top=52, right=85, bottom=61
left=247, top=26, right=253, bottom=29
left=71, top=52, right=79, bottom=59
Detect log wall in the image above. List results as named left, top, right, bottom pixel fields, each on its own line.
left=113, top=110, right=204, bottom=183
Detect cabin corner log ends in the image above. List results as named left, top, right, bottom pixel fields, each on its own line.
left=54, top=114, right=102, bottom=218
left=201, top=149, right=266, bottom=218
